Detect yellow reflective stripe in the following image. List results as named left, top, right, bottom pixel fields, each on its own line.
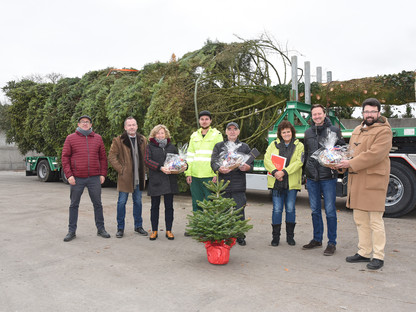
left=195, top=150, right=213, bottom=155
left=194, top=157, right=212, bottom=161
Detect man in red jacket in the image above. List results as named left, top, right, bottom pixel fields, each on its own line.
left=61, top=115, right=110, bottom=242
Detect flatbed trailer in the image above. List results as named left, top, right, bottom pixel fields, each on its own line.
left=25, top=156, right=68, bottom=183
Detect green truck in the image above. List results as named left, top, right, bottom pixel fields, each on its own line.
left=246, top=101, right=416, bottom=218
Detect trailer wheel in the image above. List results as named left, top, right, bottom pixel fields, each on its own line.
left=37, top=160, right=54, bottom=182
left=384, top=161, right=416, bottom=218
left=61, top=169, right=69, bottom=184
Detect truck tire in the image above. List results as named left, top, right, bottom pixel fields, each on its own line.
left=37, top=160, right=54, bottom=182
left=61, top=169, right=69, bottom=184
left=384, top=161, right=416, bottom=218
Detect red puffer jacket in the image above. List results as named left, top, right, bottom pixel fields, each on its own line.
left=62, top=131, right=108, bottom=178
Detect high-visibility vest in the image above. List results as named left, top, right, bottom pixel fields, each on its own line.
left=185, top=127, right=223, bottom=178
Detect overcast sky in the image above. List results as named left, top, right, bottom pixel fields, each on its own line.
left=1, top=0, right=415, bottom=103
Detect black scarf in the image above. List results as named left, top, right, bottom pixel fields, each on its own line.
left=274, top=139, right=296, bottom=191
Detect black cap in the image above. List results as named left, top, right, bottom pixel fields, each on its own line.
left=78, top=115, right=92, bottom=122
left=226, top=122, right=239, bottom=129
left=198, top=110, right=212, bottom=119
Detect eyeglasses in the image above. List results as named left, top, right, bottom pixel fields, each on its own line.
left=79, top=121, right=91, bottom=124
left=363, top=111, right=379, bottom=115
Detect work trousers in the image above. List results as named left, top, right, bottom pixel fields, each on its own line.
left=190, top=177, right=213, bottom=211
left=353, top=209, right=386, bottom=260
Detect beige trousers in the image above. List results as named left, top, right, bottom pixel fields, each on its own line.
left=353, top=209, right=386, bottom=260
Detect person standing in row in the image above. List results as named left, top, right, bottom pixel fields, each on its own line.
left=108, top=116, right=148, bottom=238
left=303, top=104, right=345, bottom=256
left=264, top=120, right=304, bottom=247
left=336, top=98, right=392, bottom=270
left=185, top=110, right=223, bottom=232
left=211, top=122, right=253, bottom=246
left=144, top=125, right=179, bottom=241
left=62, top=115, right=110, bottom=242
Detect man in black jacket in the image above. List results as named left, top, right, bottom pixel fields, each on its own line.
left=211, top=122, right=253, bottom=246
left=302, top=104, right=345, bottom=256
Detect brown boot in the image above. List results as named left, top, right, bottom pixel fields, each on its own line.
left=166, top=231, right=175, bottom=240
left=149, top=231, right=158, bottom=240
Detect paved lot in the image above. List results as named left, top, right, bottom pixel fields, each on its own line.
left=1, top=170, right=415, bottom=312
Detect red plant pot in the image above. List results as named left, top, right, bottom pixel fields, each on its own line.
left=204, top=238, right=237, bottom=265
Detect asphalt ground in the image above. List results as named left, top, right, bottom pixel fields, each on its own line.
left=1, top=170, right=415, bottom=312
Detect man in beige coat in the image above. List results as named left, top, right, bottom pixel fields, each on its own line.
left=108, top=117, right=148, bottom=238
left=336, top=98, right=392, bottom=270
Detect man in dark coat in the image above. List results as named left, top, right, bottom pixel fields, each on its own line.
left=336, top=98, right=392, bottom=270
left=108, top=117, right=148, bottom=238
left=302, top=104, right=345, bottom=256
left=211, top=122, right=253, bottom=246
left=61, top=115, right=110, bottom=242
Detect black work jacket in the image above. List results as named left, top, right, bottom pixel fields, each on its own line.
left=210, top=139, right=253, bottom=192
left=304, top=117, right=345, bottom=181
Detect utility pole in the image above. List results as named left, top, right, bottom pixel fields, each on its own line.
left=316, top=67, right=322, bottom=83
left=327, top=71, right=332, bottom=83
left=291, top=56, right=298, bottom=101
left=305, top=61, right=311, bottom=104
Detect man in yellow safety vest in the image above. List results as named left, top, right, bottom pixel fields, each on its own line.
left=185, top=110, right=223, bottom=217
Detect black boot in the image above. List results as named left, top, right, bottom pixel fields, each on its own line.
left=286, top=222, right=296, bottom=246
left=271, top=224, right=281, bottom=246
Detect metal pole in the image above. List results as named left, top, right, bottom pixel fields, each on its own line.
left=327, top=71, right=332, bottom=83
left=316, top=67, right=322, bottom=83
left=305, top=61, right=311, bottom=104
left=291, top=56, right=298, bottom=101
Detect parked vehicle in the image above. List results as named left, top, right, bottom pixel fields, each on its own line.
left=25, top=156, right=68, bottom=184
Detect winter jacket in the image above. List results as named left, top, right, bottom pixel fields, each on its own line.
left=346, top=116, right=392, bottom=212
left=144, top=138, right=179, bottom=197
left=62, top=130, right=107, bottom=179
left=264, top=138, right=304, bottom=190
left=211, top=139, right=253, bottom=192
left=304, top=117, right=345, bottom=181
left=184, top=127, right=223, bottom=178
left=108, top=131, right=147, bottom=193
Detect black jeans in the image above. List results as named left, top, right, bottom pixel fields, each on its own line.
left=150, top=194, right=174, bottom=231
left=68, top=176, right=105, bottom=233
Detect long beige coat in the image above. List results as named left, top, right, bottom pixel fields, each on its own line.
left=346, top=117, right=392, bottom=212
left=108, top=132, right=147, bottom=193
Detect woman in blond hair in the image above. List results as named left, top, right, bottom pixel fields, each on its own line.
left=144, top=125, right=179, bottom=240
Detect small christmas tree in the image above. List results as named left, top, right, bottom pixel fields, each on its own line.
left=186, top=176, right=253, bottom=245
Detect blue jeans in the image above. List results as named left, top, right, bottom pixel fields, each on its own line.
left=306, top=178, right=337, bottom=245
left=116, top=184, right=143, bottom=230
left=272, top=189, right=298, bottom=224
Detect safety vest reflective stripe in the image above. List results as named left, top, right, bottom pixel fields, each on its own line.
left=196, top=150, right=214, bottom=154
